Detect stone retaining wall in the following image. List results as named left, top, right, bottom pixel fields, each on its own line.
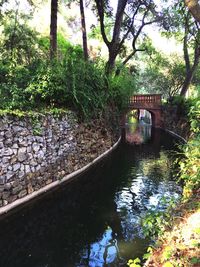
left=0, top=112, right=116, bottom=208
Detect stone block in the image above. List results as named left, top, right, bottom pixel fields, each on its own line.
left=18, top=171, right=25, bottom=178
left=18, top=189, right=27, bottom=198
left=12, top=185, right=23, bottom=195
left=18, top=147, right=27, bottom=162
left=32, top=143, right=40, bottom=152
left=0, top=142, right=4, bottom=149
left=5, top=130, right=12, bottom=138
left=25, top=165, right=31, bottom=173
left=8, top=195, right=18, bottom=203
left=0, top=185, right=4, bottom=192
left=27, top=184, right=34, bottom=194
left=12, top=126, right=23, bottom=132
left=4, top=183, right=12, bottom=191
left=2, top=191, right=10, bottom=200
left=3, top=148, right=13, bottom=156
left=10, top=180, right=19, bottom=187
left=10, top=156, right=17, bottom=164
left=3, top=200, right=8, bottom=206
left=6, top=171, right=15, bottom=181
left=13, top=162, right=21, bottom=172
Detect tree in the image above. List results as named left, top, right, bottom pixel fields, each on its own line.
left=180, top=12, right=200, bottom=96
left=94, top=0, right=162, bottom=74
left=50, top=0, right=58, bottom=59
left=184, top=0, right=200, bottom=24
left=65, top=0, right=89, bottom=60
left=80, top=0, right=88, bottom=60
left=137, top=51, right=186, bottom=99
left=164, top=2, right=200, bottom=97
left=0, top=1, right=40, bottom=65
left=94, top=0, right=127, bottom=74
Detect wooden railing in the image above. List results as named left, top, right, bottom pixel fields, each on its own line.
left=129, top=94, right=161, bottom=105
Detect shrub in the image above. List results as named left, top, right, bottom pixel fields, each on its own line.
left=179, top=99, right=200, bottom=198
left=0, top=32, right=137, bottom=120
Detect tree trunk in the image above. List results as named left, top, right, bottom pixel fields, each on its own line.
left=96, top=0, right=127, bottom=74
left=106, top=0, right=127, bottom=74
left=180, top=54, right=200, bottom=96
left=106, top=47, right=118, bottom=75
left=185, top=0, right=200, bottom=23
left=50, top=0, right=58, bottom=59
left=115, top=51, right=136, bottom=76
left=180, top=70, right=195, bottom=96
left=80, top=0, right=89, bottom=60
left=181, top=40, right=200, bottom=96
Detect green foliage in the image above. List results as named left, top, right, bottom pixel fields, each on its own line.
left=24, top=54, right=108, bottom=119
left=163, top=261, right=174, bottom=267
left=179, top=99, right=200, bottom=198
left=108, top=68, right=136, bottom=111
left=0, top=11, right=40, bottom=65
left=127, top=258, right=141, bottom=267
left=127, top=247, right=152, bottom=267
left=0, top=5, right=136, bottom=120
left=162, top=246, right=174, bottom=261
left=169, top=95, right=192, bottom=116
left=143, top=246, right=153, bottom=260
left=141, top=196, right=177, bottom=239
left=137, top=51, right=185, bottom=99
left=0, top=37, right=136, bottom=120
left=190, top=257, right=200, bottom=264
left=142, top=209, right=171, bottom=238
left=189, top=99, right=200, bottom=133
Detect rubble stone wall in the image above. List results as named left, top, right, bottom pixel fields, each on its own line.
left=0, top=112, right=117, bottom=208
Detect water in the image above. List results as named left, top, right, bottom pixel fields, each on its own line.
left=0, top=126, right=182, bottom=267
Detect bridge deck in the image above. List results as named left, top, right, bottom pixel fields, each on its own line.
left=129, top=94, right=161, bottom=110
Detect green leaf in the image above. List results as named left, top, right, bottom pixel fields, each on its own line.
left=190, top=257, right=200, bottom=264
left=133, top=258, right=141, bottom=264
left=163, top=262, right=174, bottom=267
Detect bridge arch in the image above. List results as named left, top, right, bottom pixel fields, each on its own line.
left=121, top=94, right=162, bottom=128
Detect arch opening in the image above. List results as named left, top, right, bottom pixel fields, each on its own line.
left=124, top=109, right=153, bottom=145
left=126, top=109, right=152, bottom=126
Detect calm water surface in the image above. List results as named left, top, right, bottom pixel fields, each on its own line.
left=0, top=126, right=182, bottom=267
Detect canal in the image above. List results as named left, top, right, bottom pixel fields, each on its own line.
left=0, top=125, right=182, bottom=267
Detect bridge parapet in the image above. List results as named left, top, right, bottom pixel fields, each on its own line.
left=129, top=94, right=161, bottom=110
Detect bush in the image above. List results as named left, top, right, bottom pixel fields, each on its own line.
left=0, top=29, right=137, bottom=120
left=108, top=68, right=136, bottom=112
left=179, top=99, right=200, bottom=197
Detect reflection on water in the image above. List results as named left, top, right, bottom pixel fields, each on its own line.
left=0, top=128, right=182, bottom=267
left=126, top=123, right=152, bottom=145
left=78, top=226, right=120, bottom=267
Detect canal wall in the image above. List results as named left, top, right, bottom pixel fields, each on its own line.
left=0, top=112, right=118, bottom=209
left=162, top=106, right=190, bottom=140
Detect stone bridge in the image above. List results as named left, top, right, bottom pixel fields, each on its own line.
left=121, top=94, right=162, bottom=128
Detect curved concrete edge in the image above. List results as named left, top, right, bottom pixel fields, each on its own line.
left=156, top=127, right=187, bottom=144
left=0, top=137, right=121, bottom=216
left=163, top=129, right=187, bottom=143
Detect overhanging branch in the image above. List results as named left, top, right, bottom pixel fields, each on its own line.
left=94, top=0, right=110, bottom=47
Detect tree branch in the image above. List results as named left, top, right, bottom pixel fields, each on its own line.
left=185, top=0, right=200, bottom=24
left=123, top=48, right=145, bottom=66
left=183, top=14, right=191, bottom=72
left=111, top=0, right=128, bottom=46
left=118, top=3, right=141, bottom=49
left=94, top=0, right=110, bottom=47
